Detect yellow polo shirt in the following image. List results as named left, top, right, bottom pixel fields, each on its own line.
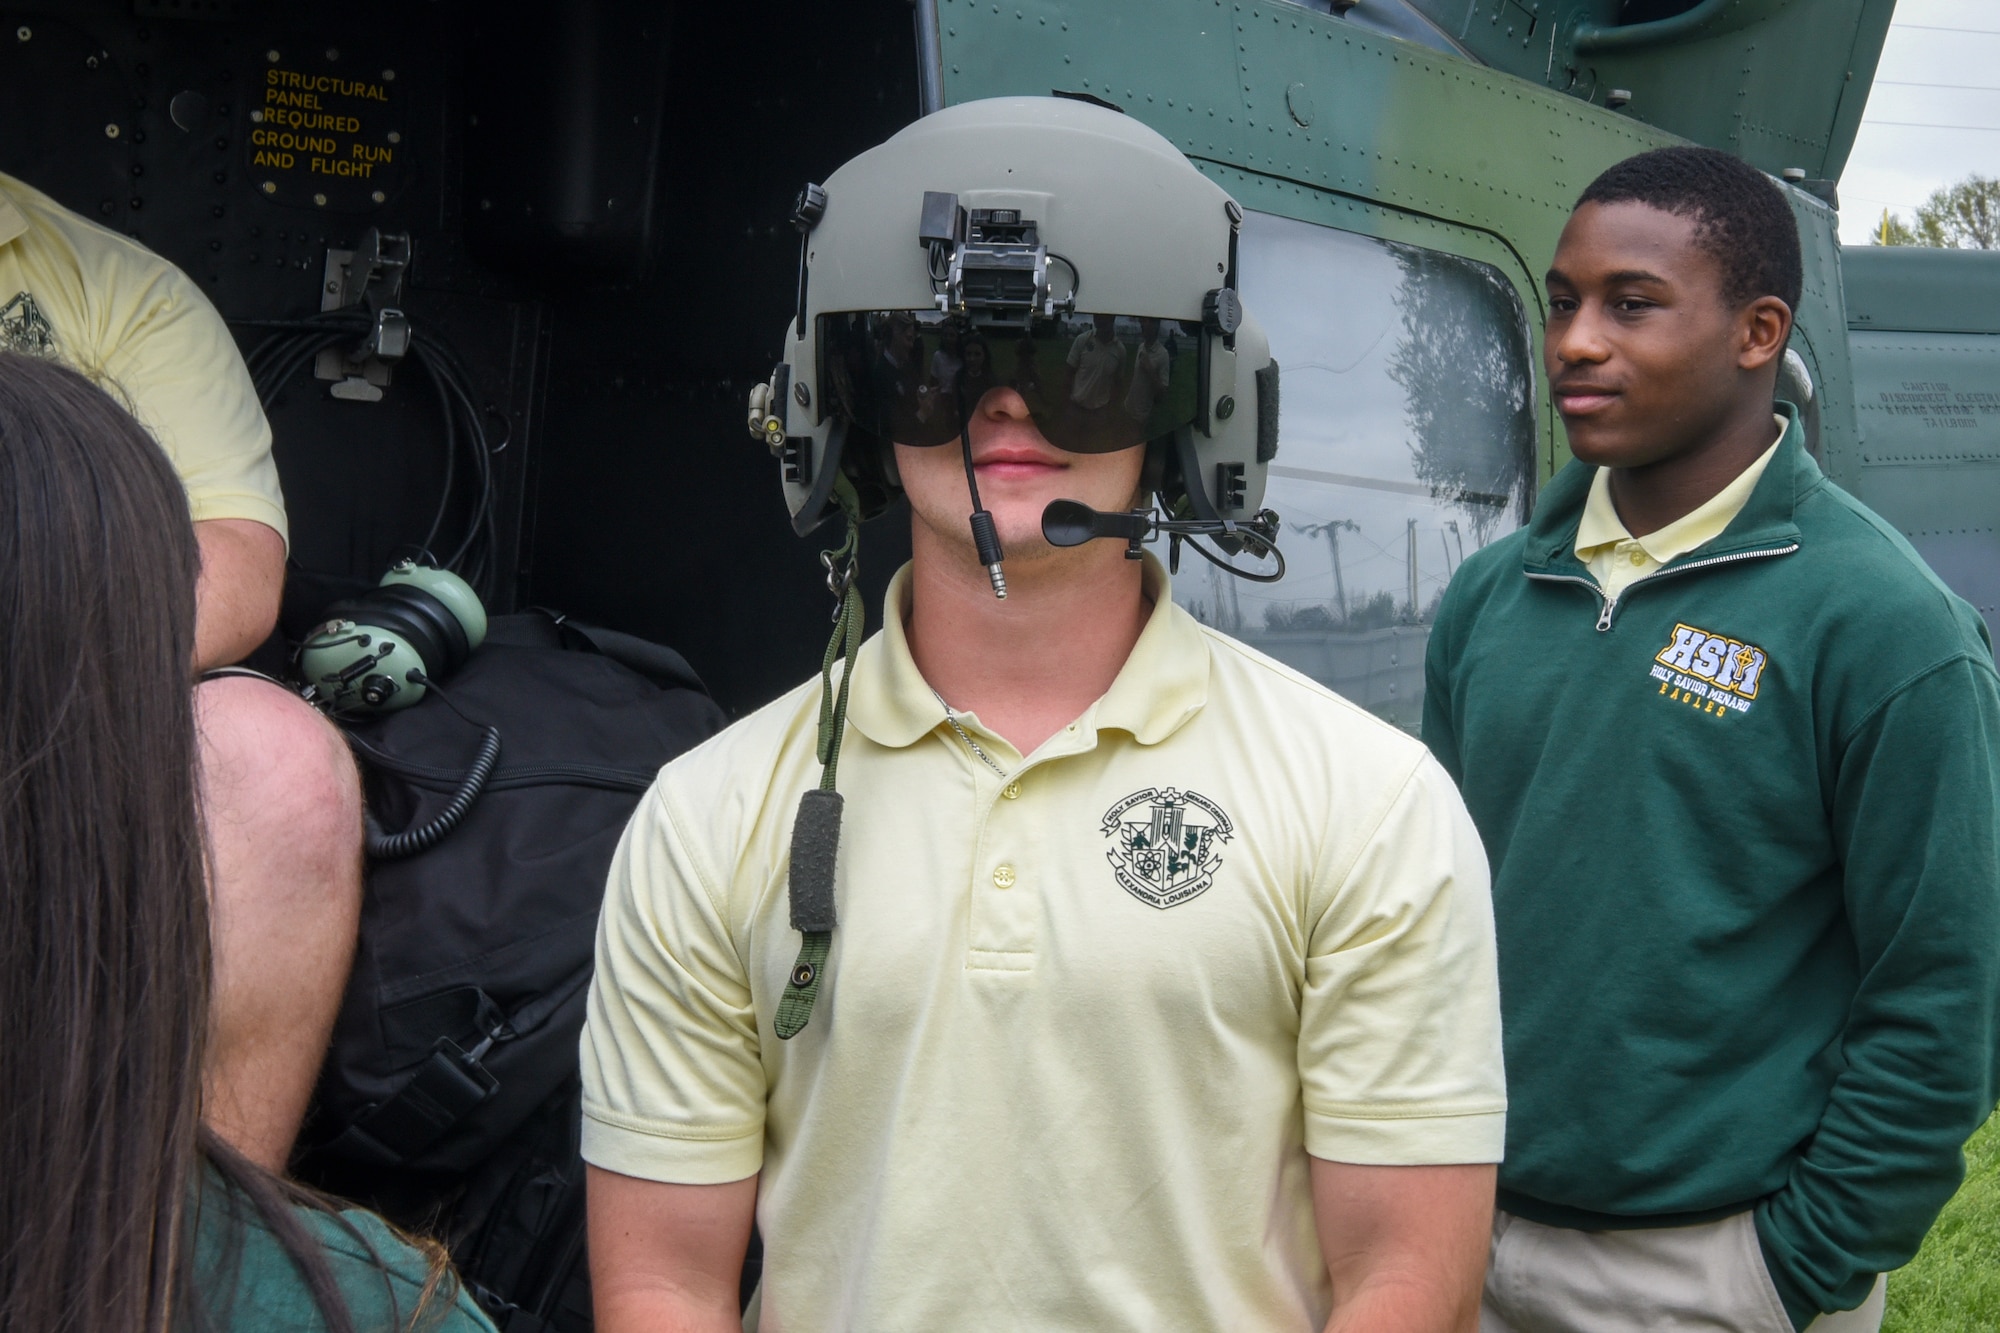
left=581, top=558, right=1505, bottom=1332
left=0, top=172, right=286, bottom=543
left=1574, top=418, right=1786, bottom=601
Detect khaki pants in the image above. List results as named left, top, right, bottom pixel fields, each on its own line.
left=1480, top=1210, right=1887, bottom=1333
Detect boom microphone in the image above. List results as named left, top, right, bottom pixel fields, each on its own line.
left=1040, top=498, right=1287, bottom=582
left=1041, top=499, right=1151, bottom=548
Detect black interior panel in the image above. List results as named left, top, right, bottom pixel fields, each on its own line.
left=0, top=0, right=917, bottom=716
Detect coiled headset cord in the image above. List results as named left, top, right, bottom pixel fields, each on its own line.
left=362, top=671, right=503, bottom=862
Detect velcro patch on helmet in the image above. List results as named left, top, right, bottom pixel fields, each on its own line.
left=1255, top=360, right=1281, bottom=463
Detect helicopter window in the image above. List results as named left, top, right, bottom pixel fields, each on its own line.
left=1173, top=210, right=1536, bottom=733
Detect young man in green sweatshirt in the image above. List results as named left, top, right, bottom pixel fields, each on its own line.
left=1425, top=146, right=2000, bottom=1333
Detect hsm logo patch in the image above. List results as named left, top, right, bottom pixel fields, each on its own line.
left=1101, top=787, right=1233, bottom=909
left=0, top=292, right=55, bottom=357
left=1648, top=622, right=1769, bottom=717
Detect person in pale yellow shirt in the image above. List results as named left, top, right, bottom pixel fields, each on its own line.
left=0, top=171, right=363, bottom=1174
left=583, top=98, right=1505, bottom=1333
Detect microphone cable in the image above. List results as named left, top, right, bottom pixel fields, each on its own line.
left=954, top=373, right=1007, bottom=598
left=354, top=671, right=502, bottom=861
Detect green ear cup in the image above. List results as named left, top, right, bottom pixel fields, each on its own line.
left=298, top=562, right=487, bottom=714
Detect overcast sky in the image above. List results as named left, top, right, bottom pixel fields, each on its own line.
left=1840, top=0, right=2000, bottom=243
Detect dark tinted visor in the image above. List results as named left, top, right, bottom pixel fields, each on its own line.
left=818, top=311, right=1199, bottom=454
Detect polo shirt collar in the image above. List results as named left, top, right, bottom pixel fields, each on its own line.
left=844, top=554, right=1210, bottom=751
left=1571, top=471, right=1632, bottom=558
left=1573, top=423, right=1784, bottom=567
left=844, top=566, right=947, bottom=749
left=1090, top=556, right=1210, bottom=745
left=1525, top=401, right=1813, bottom=574
left=0, top=191, right=28, bottom=247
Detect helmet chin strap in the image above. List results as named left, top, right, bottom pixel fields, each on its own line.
left=775, top=478, right=865, bottom=1041
left=956, top=380, right=1007, bottom=598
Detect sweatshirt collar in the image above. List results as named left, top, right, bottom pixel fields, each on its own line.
left=1525, top=402, right=1815, bottom=575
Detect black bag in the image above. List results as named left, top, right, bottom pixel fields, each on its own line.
left=296, top=612, right=726, bottom=1330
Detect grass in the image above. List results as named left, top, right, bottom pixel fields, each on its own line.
left=1882, top=1110, right=2000, bottom=1332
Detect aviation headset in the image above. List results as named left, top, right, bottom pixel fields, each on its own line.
left=743, top=97, right=1284, bottom=1038
left=297, top=562, right=505, bottom=862
left=297, top=561, right=488, bottom=715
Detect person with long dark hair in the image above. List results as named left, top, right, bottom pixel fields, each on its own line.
left=2, top=167, right=367, bottom=1175
left=0, top=352, right=495, bottom=1333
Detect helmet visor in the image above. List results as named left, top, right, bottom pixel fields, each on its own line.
left=818, top=311, right=1200, bottom=454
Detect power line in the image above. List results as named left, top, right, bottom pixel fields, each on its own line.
left=1892, top=24, right=2000, bottom=35
left=1844, top=192, right=1926, bottom=213
left=1874, top=80, right=2000, bottom=92
left=1864, top=120, right=2000, bottom=131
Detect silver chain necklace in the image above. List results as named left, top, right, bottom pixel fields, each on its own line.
left=930, top=687, right=1008, bottom=777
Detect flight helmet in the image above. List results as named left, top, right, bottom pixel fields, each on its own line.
left=747, top=95, right=1280, bottom=592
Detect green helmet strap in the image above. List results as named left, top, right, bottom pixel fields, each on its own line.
left=776, top=478, right=865, bottom=1040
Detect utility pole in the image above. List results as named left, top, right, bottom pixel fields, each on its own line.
left=1291, top=519, right=1358, bottom=622
left=1405, top=518, right=1419, bottom=621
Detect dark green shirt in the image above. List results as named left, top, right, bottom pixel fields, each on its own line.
left=190, top=1175, right=496, bottom=1332
left=1424, top=407, right=2000, bottom=1329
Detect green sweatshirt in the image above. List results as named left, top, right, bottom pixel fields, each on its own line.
left=1424, top=407, right=2000, bottom=1329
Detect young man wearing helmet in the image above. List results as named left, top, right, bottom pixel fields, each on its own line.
left=581, top=97, right=1506, bottom=1332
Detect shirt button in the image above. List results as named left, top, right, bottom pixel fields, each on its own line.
left=992, top=864, right=1017, bottom=889
left=1001, top=780, right=1022, bottom=800
left=1628, top=549, right=1646, bottom=566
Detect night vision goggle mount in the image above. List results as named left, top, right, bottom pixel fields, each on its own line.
left=919, top=191, right=1076, bottom=325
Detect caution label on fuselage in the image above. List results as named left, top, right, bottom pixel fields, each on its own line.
left=245, top=60, right=405, bottom=210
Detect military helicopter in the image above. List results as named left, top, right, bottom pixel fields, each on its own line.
left=0, top=0, right=1991, bottom=1326
left=0, top=0, right=1986, bottom=729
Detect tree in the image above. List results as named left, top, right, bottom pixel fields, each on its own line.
left=1874, top=175, right=2000, bottom=250
left=1384, top=247, right=1537, bottom=541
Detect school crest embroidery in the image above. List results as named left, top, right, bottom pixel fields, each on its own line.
left=1100, top=787, right=1233, bottom=909
left=0, top=292, right=55, bottom=357
left=1647, top=621, right=1770, bottom=717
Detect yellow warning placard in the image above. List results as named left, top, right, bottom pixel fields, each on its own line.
left=245, top=62, right=405, bottom=210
